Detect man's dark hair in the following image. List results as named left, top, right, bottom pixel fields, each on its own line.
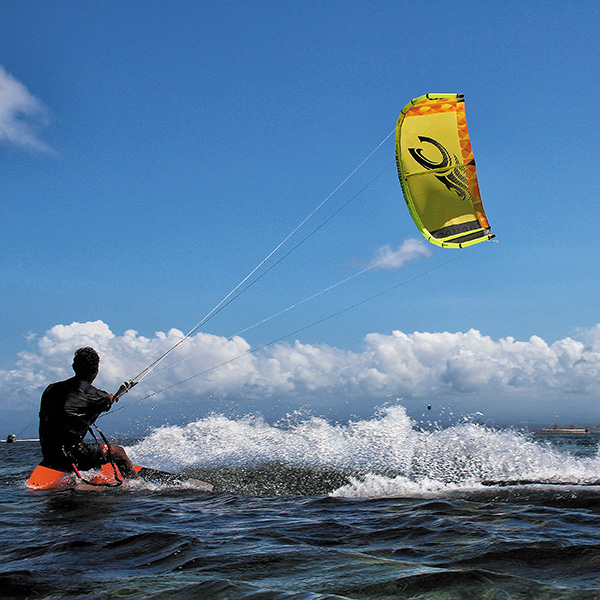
left=72, top=347, right=100, bottom=379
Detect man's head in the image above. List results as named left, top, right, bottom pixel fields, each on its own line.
left=72, top=347, right=100, bottom=381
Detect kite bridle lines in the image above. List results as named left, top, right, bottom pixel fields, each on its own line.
left=108, top=250, right=468, bottom=416
left=121, top=129, right=396, bottom=392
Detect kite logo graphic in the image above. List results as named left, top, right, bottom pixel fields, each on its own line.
left=408, top=136, right=470, bottom=200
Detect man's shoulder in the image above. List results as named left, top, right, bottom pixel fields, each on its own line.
left=79, top=380, right=111, bottom=403
left=42, top=377, right=77, bottom=397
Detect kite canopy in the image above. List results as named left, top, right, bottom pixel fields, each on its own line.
left=395, top=93, right=493, bottom=248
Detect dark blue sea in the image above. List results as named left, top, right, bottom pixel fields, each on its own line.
left=2, top=406, right=600, bottom=599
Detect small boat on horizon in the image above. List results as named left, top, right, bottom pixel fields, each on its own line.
left=537, top=425, right=591, bottom=434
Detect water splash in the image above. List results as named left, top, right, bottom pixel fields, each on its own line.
left=126, top=404, right=600, bottom=497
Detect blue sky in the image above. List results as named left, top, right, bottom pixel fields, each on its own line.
left=1, top=1, right=599, bottom=435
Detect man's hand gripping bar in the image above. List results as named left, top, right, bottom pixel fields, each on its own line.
left=113, top=380, right=138, bottom=402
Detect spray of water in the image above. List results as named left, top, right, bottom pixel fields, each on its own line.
left=126, top=404, right=600, bottom=497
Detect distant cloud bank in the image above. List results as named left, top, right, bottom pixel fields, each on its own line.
left=2, top=320, right=599, bottom=426
left=0, top=64, right=53, bottom=152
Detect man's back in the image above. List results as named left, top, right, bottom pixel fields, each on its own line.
left=39, top=376, right=112, bottom=469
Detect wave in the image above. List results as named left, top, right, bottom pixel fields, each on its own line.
left=125, top=404, right=600, bottom=497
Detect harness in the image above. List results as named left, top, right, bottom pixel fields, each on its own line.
left=68, top=424, right=124, bottom=487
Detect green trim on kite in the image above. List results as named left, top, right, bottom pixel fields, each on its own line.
left=398, top=93, right=461, bottom=118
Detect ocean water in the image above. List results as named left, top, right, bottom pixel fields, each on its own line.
left=2, top=405, right=600, bottom=599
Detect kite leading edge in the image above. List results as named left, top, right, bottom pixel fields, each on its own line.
left=395, top=93, right=493, bottom=248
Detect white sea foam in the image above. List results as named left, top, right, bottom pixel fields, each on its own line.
left=126, top=404, right=600, bottom=497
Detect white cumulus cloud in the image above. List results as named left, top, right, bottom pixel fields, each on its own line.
left=2, top=320, right=600, bottom=430
left=366, top=239, right=433, bottom=270
left=0, top=64, right=53, bottom=152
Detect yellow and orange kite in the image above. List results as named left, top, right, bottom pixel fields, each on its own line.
left=395, top=93, right=493, bottom=248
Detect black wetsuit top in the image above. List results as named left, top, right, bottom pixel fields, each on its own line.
left=39, top=377, right=113, bottom=471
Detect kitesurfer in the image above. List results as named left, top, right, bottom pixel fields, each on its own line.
left=38, top=347, right=137, bottom=478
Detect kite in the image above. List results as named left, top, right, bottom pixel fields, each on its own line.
left=395, top=93, right=493, bottom=248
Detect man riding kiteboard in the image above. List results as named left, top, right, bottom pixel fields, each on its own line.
left=28, top=346, right=213, bottom=491
left=38, top=346, right=137, bottom=479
